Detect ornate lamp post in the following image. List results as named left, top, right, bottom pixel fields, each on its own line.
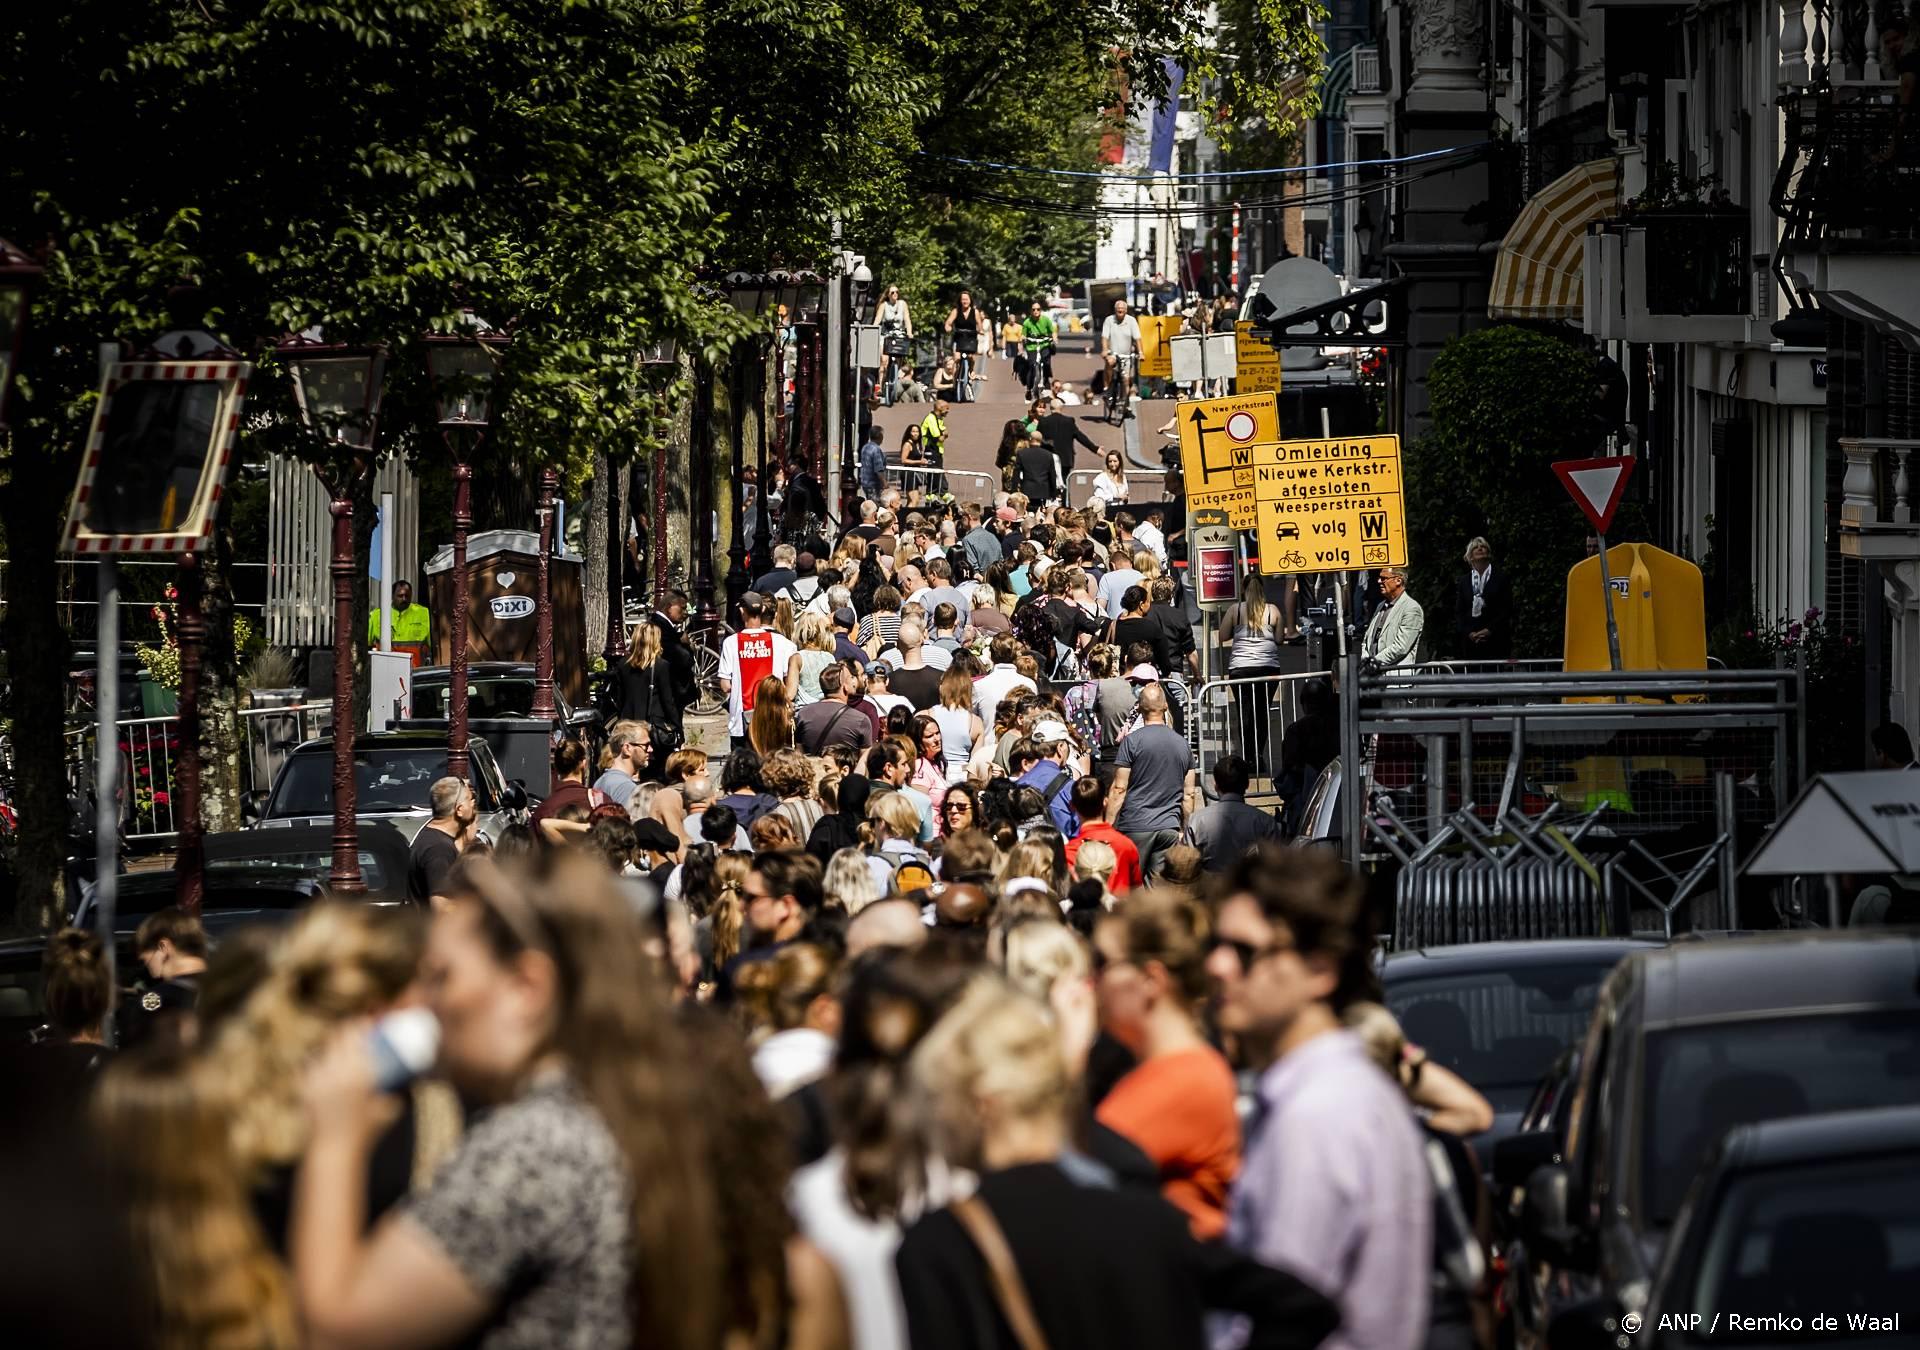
left=725, top=273, right=769, bottom=612
left=752, top=272, right=802, bottom=575
left=423, top=313, right=509, bottom=782
left=0, top=237, right=44, bottom=429
left=530, top=466, right=560, bottom=725
left=273, top=329, right=386, bottom=894
left=624, top=337, right=679, bottom=648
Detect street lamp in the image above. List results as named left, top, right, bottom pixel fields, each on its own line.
left=422, top=312, right=509, bottom=782
left=0, top=237, right=43, bottom=429
left=274, top=328, right=386, bottom=895
left=850, top=261, right=876, bottom=323
left=633, top=338, right=679, bottom=649
left=531, top=465, right=560, bottom=723
left=1354, top=205, right=1375, bottom=274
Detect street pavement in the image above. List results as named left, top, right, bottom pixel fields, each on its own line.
left=880, top=333, right=1180, bottom=505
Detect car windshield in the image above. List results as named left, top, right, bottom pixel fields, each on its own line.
left=1686, top=1149, right=1920, bottom=1339
left=1385, top=959, right=1620, bottom=1097
left=269, top=749, right=495, bottom=817
left=1643, top=1012, right=1920, bottom=1224
left=411, top=676, right=561, bottom=721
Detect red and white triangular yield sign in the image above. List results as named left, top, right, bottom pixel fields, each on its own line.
left=1552, top=456, right=1635, bottom=534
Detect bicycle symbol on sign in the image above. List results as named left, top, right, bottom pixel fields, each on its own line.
left=1276, top=548, right=1308, bottom=570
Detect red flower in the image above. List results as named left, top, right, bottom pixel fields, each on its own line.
left=152, top=791, right=170, bottom=805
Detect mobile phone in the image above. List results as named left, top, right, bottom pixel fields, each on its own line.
left=367, top=1007, right=440, bottom=1093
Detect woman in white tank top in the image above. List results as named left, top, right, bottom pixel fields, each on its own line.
left=930, top=666, right=984, bottom=782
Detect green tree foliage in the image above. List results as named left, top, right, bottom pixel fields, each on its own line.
left=1405, top=326, right=1622, bottom=659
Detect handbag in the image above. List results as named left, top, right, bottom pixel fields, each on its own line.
left=647, top=662, right=683, bottom=756
left=950, top=1196, right=1051, bottom=1350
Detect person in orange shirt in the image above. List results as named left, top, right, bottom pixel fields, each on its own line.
left=1092, top=891, right=1241, bottom=1240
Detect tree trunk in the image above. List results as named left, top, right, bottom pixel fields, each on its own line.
left=196, top=495, right=244, bottom=833
left=0, top=428, right=78, bottom=933
left=583, top=450, right=610, bottom=656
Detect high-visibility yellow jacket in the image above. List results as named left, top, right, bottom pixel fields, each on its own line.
left=369, top=603, right=431, bottom=650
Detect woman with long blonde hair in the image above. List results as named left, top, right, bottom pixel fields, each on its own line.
left=94, top=1048, right=299, bottom=1350
left=213, top=903, right=458, bottom=1253
left=787, top=611, right=838, bottom=707
left=750, top=673, right=796, bottom=756
left=619, top=620, right=678, bottom=776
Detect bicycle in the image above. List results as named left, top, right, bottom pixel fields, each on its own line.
left=1104, top=353, right=1137, bottom=425
left=681, top=616, right=735, bottom=716
left=880, top=321, right=909, bottom=406
left=1023, top=342, right=1053, bottom=400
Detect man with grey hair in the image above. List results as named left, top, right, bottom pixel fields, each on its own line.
left=408, top=776, right=474, bottom=904
left=1363, top=566, right=1425, bottom=670
left=592, top=719, right=653, bottom=807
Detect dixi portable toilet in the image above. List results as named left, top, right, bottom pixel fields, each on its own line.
left=423, top=528, right=587, bottom=705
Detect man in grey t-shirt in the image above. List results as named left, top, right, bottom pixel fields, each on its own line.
left=1107, top=682, right=1191, bottom=880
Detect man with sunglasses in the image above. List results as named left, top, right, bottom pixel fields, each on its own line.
left=1209, top=844, right=1431, bottom=1350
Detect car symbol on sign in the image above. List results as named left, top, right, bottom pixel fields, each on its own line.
left=1275, top=521, right=1300, bottom=541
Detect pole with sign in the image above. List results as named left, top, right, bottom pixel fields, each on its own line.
left=1552, top=456, right=1636, bottom=673
left=1188, top=506, right=1241, bottom=687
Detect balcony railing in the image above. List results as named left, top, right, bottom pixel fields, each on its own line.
left=1584, top=219, right=1755, bottom=343
left=1639, top=212, right=1751, bottom=316
left=1838, top=437, right=1920, bottom=560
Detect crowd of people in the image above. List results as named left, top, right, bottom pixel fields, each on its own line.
left=9, top=828, right=1502, bottom=1350
left=0, top=448, right=1513, bottom=1350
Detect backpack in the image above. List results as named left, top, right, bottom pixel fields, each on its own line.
left=1028, top=763, right=1077, bottom=812
left=871, top=841, right=934, bottom=890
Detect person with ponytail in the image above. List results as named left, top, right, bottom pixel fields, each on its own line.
left=1092, top=891, right=1242, bottom=1240
left=211, top=902, right=459, bottom=1255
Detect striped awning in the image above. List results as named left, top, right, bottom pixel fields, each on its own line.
left=1488, top=159, right=1618, bottom=320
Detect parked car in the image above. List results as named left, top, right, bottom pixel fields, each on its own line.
left=4, top=823, right=415, bottom=1044
left=403, top=662, right=603, bottom=797
left=1546, top=1105, right=1920, bottom=1349
left=247, top=731, right=518, bottom=847
left=1381, top=938, right=1662, bottom=1152
left=1502, top=930, right=1920, bottom=1350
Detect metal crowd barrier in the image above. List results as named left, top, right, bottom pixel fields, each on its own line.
left=1065, top=469, right=1168, bottom=511
left=1187, top=670, right=1333, bottom=801
left=63, top=701, right=334, bottom=841
left=1394, top=855, right=1628, bottom=947
left=889, top=465, right=998, bottom=501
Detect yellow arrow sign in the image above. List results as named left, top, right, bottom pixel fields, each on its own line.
left=1176, top=392, right=1283, bottom=529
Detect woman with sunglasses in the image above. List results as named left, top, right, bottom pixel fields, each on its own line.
left=292, top=856, right=726, bottom=1350
left=937, top=783, right=981, bottom=841
left=876, top=284, right=912, bottom=405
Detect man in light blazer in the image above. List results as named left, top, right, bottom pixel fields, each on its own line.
left=1362, top=566, right=1424, bottom=670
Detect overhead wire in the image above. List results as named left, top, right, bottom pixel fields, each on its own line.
left=917, top=145, right=1488, bottom=219
left=913, top=141, right=1493, bottom=182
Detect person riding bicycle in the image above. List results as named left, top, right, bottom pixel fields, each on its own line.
left=943, top=288, right=984, bottom=402
left=1021, top=300, right=1058, bottom=397
left=877, top=283, right=912, bottom=404
left=1100, top=299, right=1143, bottom=421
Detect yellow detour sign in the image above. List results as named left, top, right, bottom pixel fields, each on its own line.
left=1137, top=314, right=1184, bottom=379
left=1177, top=392, right=1283, bottom=529
left=1234, top=321, right=1281, bottom=394
left=1564, top=542, right=1706, bottom=701
left=1250, top=435, right=1407, bottom=575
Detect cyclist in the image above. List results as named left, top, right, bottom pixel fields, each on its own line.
left=876, top=283, right=912, bottom=405
left=943, top=288, right=984, bottom=402
left=1100, top=298, right=1143, bottom=424
left=1020, top=300, right=1057, bottom=398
